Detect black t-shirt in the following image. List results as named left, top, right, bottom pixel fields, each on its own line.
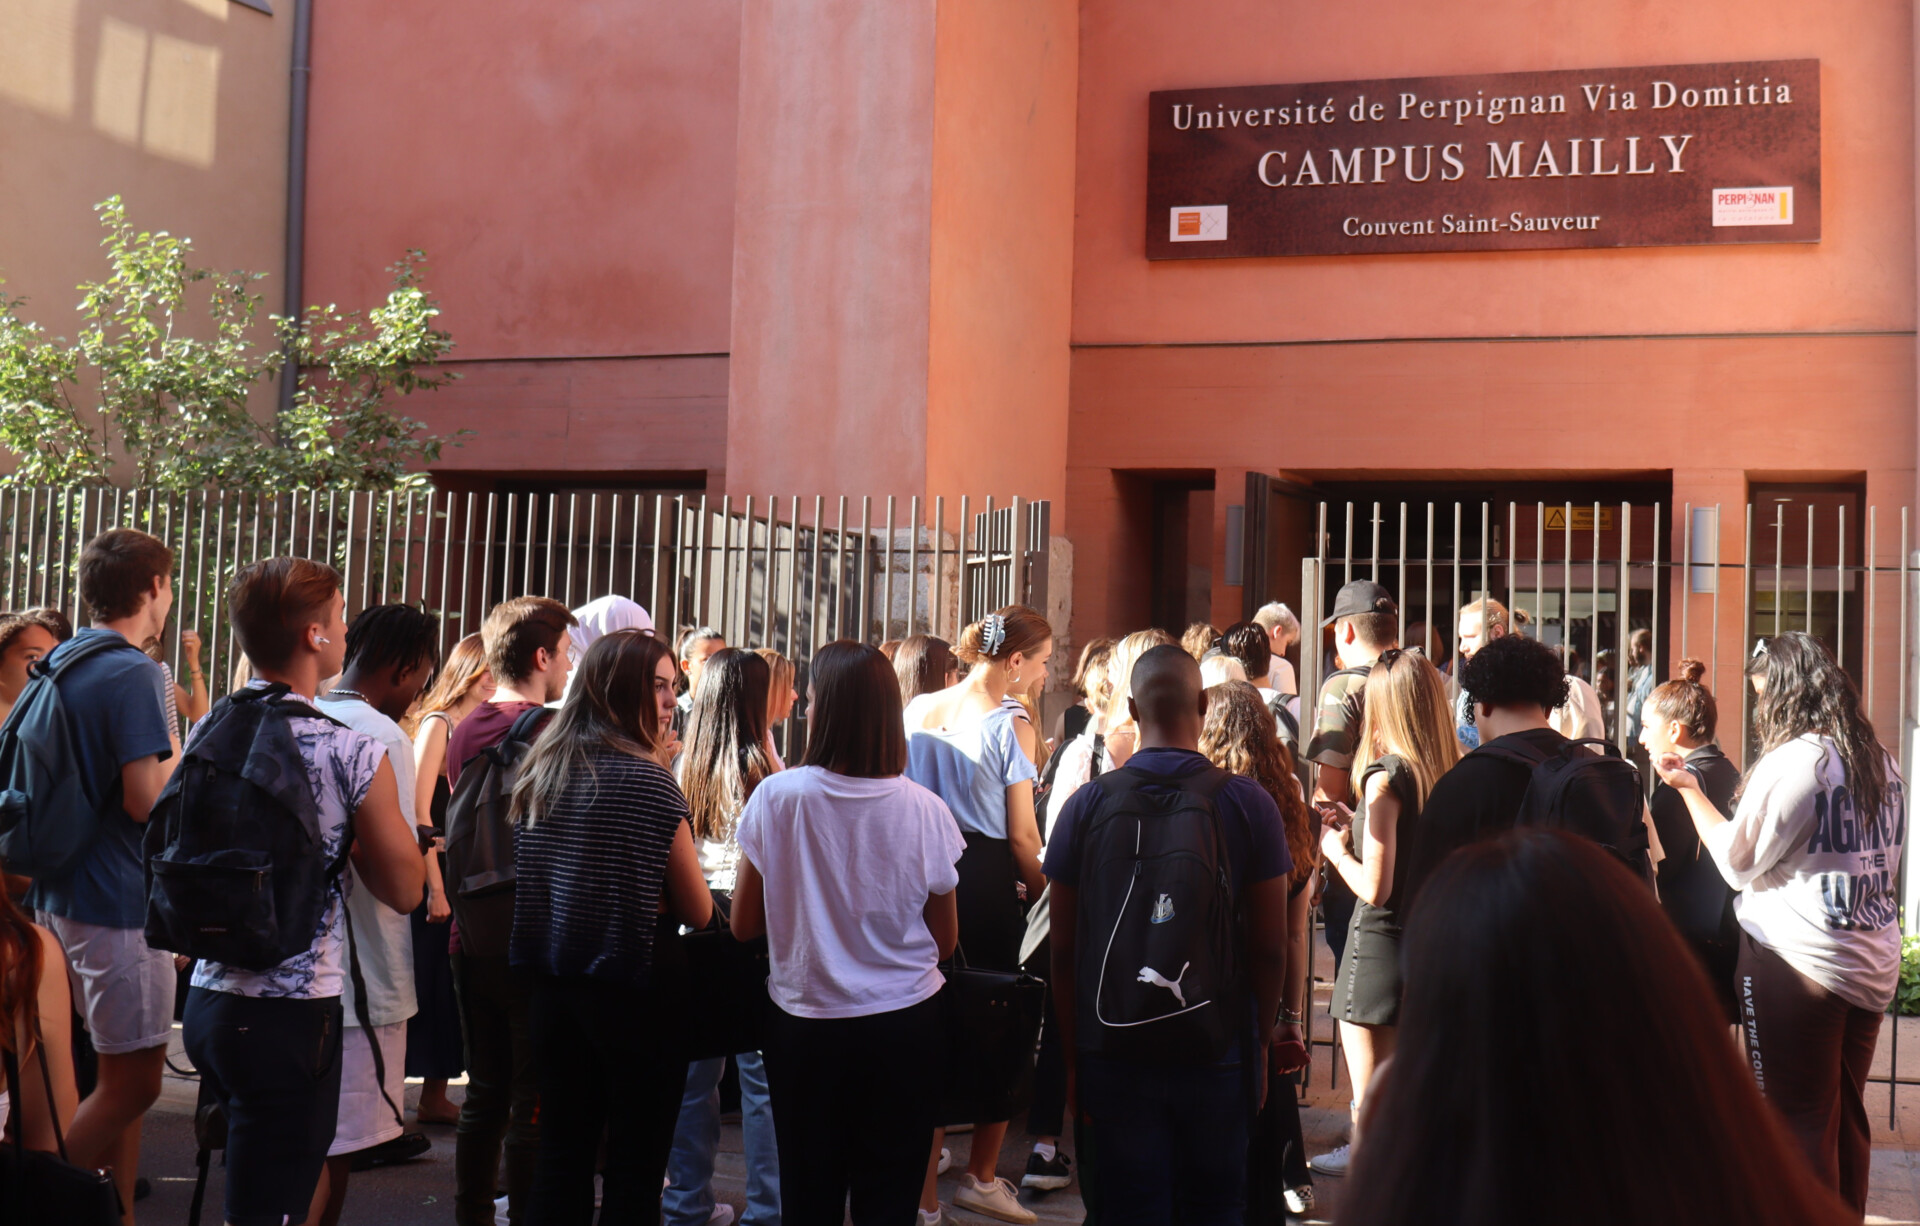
left=1649, top=743, right=1742, bottom=943
left=1401, top=726, right=1571, bottom=917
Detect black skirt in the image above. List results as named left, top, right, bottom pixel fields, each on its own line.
left=955, top=832, right=1024, bottom=972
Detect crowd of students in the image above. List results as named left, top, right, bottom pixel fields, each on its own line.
left=0, top=530, right=1908, bottom=1226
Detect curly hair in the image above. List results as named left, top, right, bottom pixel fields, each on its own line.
left=1746, top=633, right=1888, bottom=820
left=1200, top=680, right=1314, bottom=889
left=1460, top=633, right=1569, bottom=721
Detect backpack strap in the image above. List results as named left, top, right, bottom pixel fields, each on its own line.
left=1472, top=735, right=1553, bottom=771
left=31, top=630, right=142, bottom=683
left=505, top=706, right=550, bottom=745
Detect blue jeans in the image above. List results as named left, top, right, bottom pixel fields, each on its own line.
left=665, top=1053, right=782, bottom=1226
left=1077, top=1053, right=1251, bottom=1226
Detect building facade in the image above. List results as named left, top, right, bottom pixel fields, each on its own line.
left=7, top=0, right=1915, bottom=674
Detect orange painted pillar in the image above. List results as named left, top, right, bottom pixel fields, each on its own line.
left=726, top=0, right=1076, bottom=509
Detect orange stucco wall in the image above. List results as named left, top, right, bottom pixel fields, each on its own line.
left=1064, top=0, right=1917, bottom=653
left=304, top=0, right=741, bottom=479
left=925, top=0, right=1078, bottom=507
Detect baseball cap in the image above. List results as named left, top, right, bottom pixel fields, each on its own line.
left=1321, top=580, right=1399, bottom=626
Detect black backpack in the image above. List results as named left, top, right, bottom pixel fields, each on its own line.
left=1477, top=735, right=1654, bottom=885
left=1265, top=691, right=1300, bottom=753
left=144, top=684, right=353, bottom=970
left=0, top=633, right=146, bottom=877
left=1073, top=765, right=1244, bottom=1064
left=442, top=707, right=548, bottom=958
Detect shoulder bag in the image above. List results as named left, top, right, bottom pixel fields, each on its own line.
left=0, top=1032, right=121, bottom=1225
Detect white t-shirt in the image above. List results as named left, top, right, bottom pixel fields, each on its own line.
left=1705, top=734, right=1907, bottom=1012
left=736, top=766, right=965, bottom=1020
left=1270, top=657, right=1298, bottom=698
left=317, top=696, right=420, bottom=1029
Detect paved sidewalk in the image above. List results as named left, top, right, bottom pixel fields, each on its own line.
left=132, top=970, right=1920, bottom=1224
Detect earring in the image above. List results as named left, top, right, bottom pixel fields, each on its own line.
left=1008, top=673, right=1023, bottom=685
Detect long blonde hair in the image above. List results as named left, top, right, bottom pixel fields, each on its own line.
left=1105, top=629, right=1177, bottom=726
left=404, top=633, right=488, bottom=735
left=1352, top=648, right=1460, bottom=807
left=1201, top=681, right=1315, bottom=889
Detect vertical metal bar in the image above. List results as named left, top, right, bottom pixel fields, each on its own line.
left=1368, top=501, right=1381, bottom=584
left=693, top=495, right=711, bottom=631
left=1479, top=503, right=1490, bottom=629
left=1772, top=501, right=1784, bottom=637
left=400, top=489, right=417, bottom=605
left=667, top=497, right=685, bottom=634
left=437, top=493, right=455, bottom=651
left=1507, top=501, right=1517, bottom=616
left=858, top=496, right=873, bottom=643
left=3, top=487, right=17, bottom=609
left=1423, top=502, right=1434, bottom=657
left=1561, top=502, right=1572, bottom=659
left=738, top=497, right=756, bottom=646
left=908, top=496, right=922, bottom=636
left=1866, top=508, right=1878, bottom=725
left=1838, top=505, right=1848, bottom=669
left=1395, top=502, right=1407, bottom=645
left=586, top=493, right=600, bottom=600
left=1740, top=504, right=1755, bottom=757
left=812, top=496, right=828, bottom=650
left=478, top=493, right=497, bottom=614
left=1618, top=503, right=1632, bottom=751
left=957, top=497, right=971, bottom=630
left=563, top=492, right=579, bottom=607
left=1651, top=499, right=1662, bottom=683
left=883, top=497, right=897, bottom=644
left=542, top=493, right=557, bottom=599
left=784, top=495, right=801, bottom=656
left=1451, top=503, right=1462, bottom=666
left=1681, top=502, right=1692, bottom=661
left=759, top=499, right=778, bottom=650
left=1343, top=503, right=1353, bottom=589
left=644, top=495, right=660, bottom=621
left=1710, top=505, right=1721, bottom=692
left=833, top=497, right=850, bottom=640
left=1805, top=503, right=1815, bottom=636
left=1589, top=502, right=1600, bottom=681
left=324, top=490, right=338, bottom=580
left=717, top=495, right=734, bottom=640
left=931, top=497, right=945, bottom=641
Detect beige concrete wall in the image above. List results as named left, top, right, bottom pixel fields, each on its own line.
left=0, top=0, right=289, bottom=352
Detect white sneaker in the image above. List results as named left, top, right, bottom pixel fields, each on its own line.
left=937, top=1147, right=952, bottom=1175
left=919, top=1210, right=943, bottom=1226
left=493, top=1194, right=511, bottom=1226
left=1309, top=1144, right=1351, bottom=1177
left=1284, top=1184, right=1316, bottom=1215
left=708, top=1206, right=736, bottom=1226
left=952, top=1175, right=1036, bottom=1224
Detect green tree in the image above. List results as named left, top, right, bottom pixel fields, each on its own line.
left=0, top=196, right=463, bottom=491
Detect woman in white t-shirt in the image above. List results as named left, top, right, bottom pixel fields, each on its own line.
left=1655, top=632, right=1906, bottom=1214
left=668, top=647, right=782, bottom=1226
left=731, top=641, right=963, bottom=1226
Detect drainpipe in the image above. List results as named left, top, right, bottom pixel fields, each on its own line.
left=277, top=0, right=313, bottom=423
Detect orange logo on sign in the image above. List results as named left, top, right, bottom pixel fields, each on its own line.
left=1176, top=212, right=1202, bottom=236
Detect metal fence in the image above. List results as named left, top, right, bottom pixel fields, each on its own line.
left=1290, top=498, right=1916, bottom=1117
left=0, top=486, right=1051, bottom=755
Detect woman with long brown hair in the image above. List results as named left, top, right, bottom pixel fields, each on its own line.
left=894, top=635, right=959, bottom=707
left=1199, top=680, right=1317, bottom=1220
left=0, top=867, right=78, bottom=1155
left=668, top=647, right=783, bottom=1226
left=1314, top=648, right=1459, bottom=1178
left=405, top=632, right=494, bottom=1123
left=1342, top=829, right=1855, bottom=1226
left=509, top=629, right=713, bottom=1222
left=1656, top=632, right=1906, bottom=1211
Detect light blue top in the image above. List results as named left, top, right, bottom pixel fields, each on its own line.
left=902, top=696, right=1037, bottom=840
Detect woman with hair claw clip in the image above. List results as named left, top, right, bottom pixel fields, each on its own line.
left=903, top=605, right=1054, bottom=1225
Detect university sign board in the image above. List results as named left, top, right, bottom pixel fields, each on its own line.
left=1146, top=60, right=1820, bottom=258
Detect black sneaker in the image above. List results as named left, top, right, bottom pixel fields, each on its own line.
left=349, top=1130, right=433, bottom=1171
left=1020, top=1150, right=1073, bottom=1192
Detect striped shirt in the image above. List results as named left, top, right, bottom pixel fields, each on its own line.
left=510, top=749, right=688, bottom=985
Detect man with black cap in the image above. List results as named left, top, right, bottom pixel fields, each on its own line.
left=1301, top=581, right=1398, bottom=1180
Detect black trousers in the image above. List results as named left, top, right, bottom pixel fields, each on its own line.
left=763, top=993, right=947, bottom=1226
left=1739, top=931, right=1882, bottom=1214
left=451, top=952, right=539, bottom=1226
left=526, top=972, right=689, bottom=1226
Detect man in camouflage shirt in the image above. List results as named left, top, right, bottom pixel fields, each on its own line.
left=1302, top=581, right=1400, bottom=1023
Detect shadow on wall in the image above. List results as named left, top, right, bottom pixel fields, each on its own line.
left=0, top=0, right=249, bottom=169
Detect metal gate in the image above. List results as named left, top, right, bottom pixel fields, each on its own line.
left=0, top=487, right=1050, bottom=755
left=1285, top=497, right=1915, bottom=1118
